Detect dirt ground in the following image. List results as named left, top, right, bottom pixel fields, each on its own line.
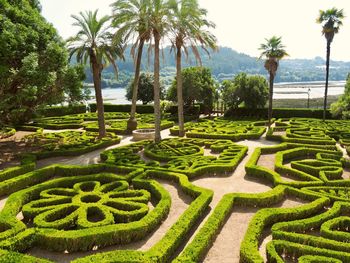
left=0, top=131, right=37, bottom=169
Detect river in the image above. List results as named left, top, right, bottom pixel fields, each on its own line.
left=87, top=80, right=346, bottom=104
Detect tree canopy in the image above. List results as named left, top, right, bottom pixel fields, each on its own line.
left=221, top=73, right=268, bottom=109
left=126, top=72, right=165, bottom=104
left=330, top=73, right=350, bottom=119
left=0, top=0, right=85, bottom=125
left=167, top=67, right=216, bottom=108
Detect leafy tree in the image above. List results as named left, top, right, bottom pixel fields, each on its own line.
left=167, top=0, right=217, bottom=136
left=67, top=10, right=124, bottom=138
left=111, top=0, right=152, bottom=131
left=0, top=0, right=85, bottom=125
left=317, top=7, right=344, bottom=121
left=222, top=73, right=268, bottom=109
left=126, top=72, right=165, bottom=104
left=168, top=67, right=216, bottom=109
left=330, top=73, right=350, bottom=119
left=259, top=36, right=288, bottom=127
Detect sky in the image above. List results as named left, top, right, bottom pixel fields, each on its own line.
left=39, top=0, right=350, bottom=61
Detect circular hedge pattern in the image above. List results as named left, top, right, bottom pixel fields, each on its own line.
left=23, top=180, right=150, bottom=229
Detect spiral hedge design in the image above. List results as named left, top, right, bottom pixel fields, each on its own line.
left=3, top=117, right=350, bottom=262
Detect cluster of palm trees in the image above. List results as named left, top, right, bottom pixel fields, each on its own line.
left=67, top=0, right=217, bottom=143
left=259, top=7, right=344, bottom=127
left=67, top=2, right=344, bottom=143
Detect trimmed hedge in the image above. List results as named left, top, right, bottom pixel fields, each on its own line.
left=73, top=169, right=213, bottom=262
left=225, top=108, right=333, bottom=119
left=0, top=127, right=16, bottom=139
left=170, top=118, right=266, bottom=141
left=89, top=103, right=154, bottom=114
left=36, top=105, right=86, bottom=117
left=21, top=130, right=120, bottom=161
left=102, top=138, right=248, bottom=178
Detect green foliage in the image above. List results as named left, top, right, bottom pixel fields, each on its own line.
left=170, top=118, right=266, bottom=140
left=167, top=67, right=216, bottom=109
left=0, top=127, right=16, bottom=139
left=36, top=105, right=87, bottom=118
left=125, top=73, right=165, bottom=104
left=89, top=104, right=154, bottom=114
left=102, top=138, right=247, bottom=178
left=225, top=107, right=332, bottom=119
left=22, top=130, right=120, bottom=160
left=331, top=73, right=350, bottom=119
left=0, top=0, right=85, bottom=125
left=221, top=73, right=268, bottom=109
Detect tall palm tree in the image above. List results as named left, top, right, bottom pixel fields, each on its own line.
left=259, top=36, right=288, bottom=128
left=168, top=0, right=217, bottom=137
left=111, top=0, right=152, bottom=132
left=67, top=10, right=124, bottom=138
left=149, top=0, right=170, bottom=143
left=316, top=8, right=344, bottom=121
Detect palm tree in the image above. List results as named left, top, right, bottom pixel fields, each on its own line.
left=67, top=10, right=124, bottom=138
left=259, top=36, right=288, bottom=128
left=168, top=0, right=217, bottom=137
left=111, top=0, right=152, bottom=132
left=316, top=8, right=344, bottom=121
left=149, top=0, right=170, bottom=143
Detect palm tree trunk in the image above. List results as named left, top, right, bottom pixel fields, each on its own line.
left=176, top=46, right=185, bottom=137
left=127, top=40, right=144, bottom=132
left=153, top=33, right=162, bottom=143
left=323, top=40, right=331, bottom=121
left=268, top=72, right=274, bottom=128
left=91, top=52, right=106, bottom=138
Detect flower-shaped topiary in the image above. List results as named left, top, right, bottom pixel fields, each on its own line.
left=22, top=180, right=151, bottom=229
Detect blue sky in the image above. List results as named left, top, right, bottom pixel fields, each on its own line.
left=40, top=0, right=350, bottom=61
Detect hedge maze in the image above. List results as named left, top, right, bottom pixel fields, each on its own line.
left=170, top=118, right=266, bottom=140
left=3, top=117, right=350, bottom=262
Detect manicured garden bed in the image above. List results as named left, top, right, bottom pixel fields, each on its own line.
left=2, top=118, right=350, bottom=262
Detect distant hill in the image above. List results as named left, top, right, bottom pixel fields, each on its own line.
left=81, top=46, right=350, bottom=88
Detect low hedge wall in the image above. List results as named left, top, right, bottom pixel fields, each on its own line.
left=36, top=105, right=86, bottom=117
left=89, top=103, right=154, bottom=114
left=225, top=108, right=333, bottom=119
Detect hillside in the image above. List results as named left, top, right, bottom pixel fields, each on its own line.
left=82, top=46, right=350, bottom=88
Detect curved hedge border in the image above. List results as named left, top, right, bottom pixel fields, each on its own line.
left=266, top=201, right=350, bottom=262
left=174, top=186, right=328, bottom=262
left=245, top=142, right=345, bottom=188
